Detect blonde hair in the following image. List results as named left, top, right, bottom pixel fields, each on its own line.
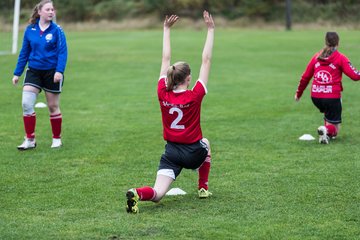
left=166, top=62, right=191, bottom=91
left=29, top=0, right=53, bottom=24
left=318, top=32, right=339, bottom=60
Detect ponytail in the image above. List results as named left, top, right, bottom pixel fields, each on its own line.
left=166, top=65, right=176, bottom=91
left=29, top=4, right=40, bottom=24
left=318, top=32, right=339, bottom=60
left=318, top=46, right=335, bottom=60
left=166, top=62, right=191, bottom=91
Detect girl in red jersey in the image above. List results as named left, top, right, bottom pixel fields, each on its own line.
left=126, top=11, right=215, bottom=213
left=295, top=32, right=360, bottom=144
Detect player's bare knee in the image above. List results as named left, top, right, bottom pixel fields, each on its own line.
left=152, top=189, right=166, bottom=202
left=47, top=104, right=59, bottom=114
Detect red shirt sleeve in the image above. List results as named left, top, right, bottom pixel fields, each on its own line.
left=192, top=80, right=207, bottom=102
left=157, top=77, right=166, bottom=98
left=340, top=54, right=360, bottom=81
left=296, top=54, right=317, bottom=98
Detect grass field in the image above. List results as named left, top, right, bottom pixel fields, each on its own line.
left=1, top=28, right=360, bottom=239
left=0, top=31, right=12, bottom=54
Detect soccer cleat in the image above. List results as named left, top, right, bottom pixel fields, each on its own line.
left=317, top=126, right=329, bottom=144
left=51, top=138, right=62, bottom=148
left=126, top=189, right=139, bottom=213
left=198, top=188, right=212, bottom=198
left=17, top=137, right=36, bottom=150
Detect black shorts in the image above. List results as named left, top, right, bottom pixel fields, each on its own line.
left=311, top=97, right=342, bottom=124
left=23, top=68, right=64, bottom=93
left=158, top=140, right=209, bottom=179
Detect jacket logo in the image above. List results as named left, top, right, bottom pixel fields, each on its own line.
left=314, top=70, right=332, bottom=84
left=45, top=33, right=53, bottom=42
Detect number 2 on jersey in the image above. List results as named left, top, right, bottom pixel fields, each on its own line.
left=169, top=107, right=185, bottom=129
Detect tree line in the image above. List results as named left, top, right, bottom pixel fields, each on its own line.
left=1, top=0, right=360, bottom=23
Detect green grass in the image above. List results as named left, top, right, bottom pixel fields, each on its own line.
left=1, top=28, right=360, bottom=239
left=0, top=31, right=12, bottom=54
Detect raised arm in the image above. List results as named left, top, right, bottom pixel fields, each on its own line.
left=199, top=11, right=215, bottom=86
left=160, top=15, right=179, bottom=77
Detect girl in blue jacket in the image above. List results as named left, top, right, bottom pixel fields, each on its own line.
left=12, top=0, right=67, bottom=150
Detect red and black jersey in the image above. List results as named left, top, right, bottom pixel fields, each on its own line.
left=157, top=77, right=207, bottom=144
left=296, top=50, right=360, bottom=99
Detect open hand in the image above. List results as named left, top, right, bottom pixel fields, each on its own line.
left=164, top=15, right=179, bottom=28
left=203, top=11, right=215, bottom=29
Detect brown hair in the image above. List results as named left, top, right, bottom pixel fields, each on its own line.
left=166, top=62, right=191, bottom=91
left=29, top=0, right=54, bottom=24
left=318, top=32, right=339, bottom=60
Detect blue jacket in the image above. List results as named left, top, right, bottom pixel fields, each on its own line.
left=14, top=19, right=67, bottom=76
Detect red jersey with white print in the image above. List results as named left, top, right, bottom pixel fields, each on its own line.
left=296, top=50, right=360, bottom=99
left=157, top=77, right=207, bottom=144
